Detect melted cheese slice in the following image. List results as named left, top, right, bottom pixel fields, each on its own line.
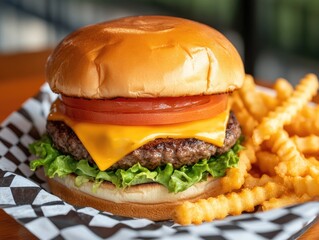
left=48, top=99, right=229, bottom=171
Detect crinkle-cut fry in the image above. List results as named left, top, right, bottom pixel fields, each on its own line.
left=308, top=165, right=319, bottom=178
left=274, top=78, right=294, bottom=102
left=259, top=92, right=278, bottom=111
left=238, top=74, right=268, bottom=122
left=261, top=193, right=311, bottom=211
left=283, top=95, right=319, bottom=136
left=221, top=150, right=251, bottom=193
left=265, top=130, right=308, bottom=177
left=221, top=167, right=244, bottom=193
left=285, top=104, right=319, bottom=136
left=306, top=157, right=319, bottom=169
left=259, top=77, right=293, bottom=111
left=256, top=151, right=279, bottom=176
left=253, top=74, right=319, bottom=145
left=292, top=135, right=319, bottom=154
left=284, top=175, right=319, bottom=197
left=231, top=92, right=258, bottom=137
left=174, top=182, right=285, bottom=225
left=244, top=173, right=280, bottom=188
left=285, top=114, right=319, bottom=137
left=300, top=104, right=319, bottom=118
left=243, top=139, right=257, bottom=164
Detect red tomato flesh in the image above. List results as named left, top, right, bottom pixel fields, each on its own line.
left=59, top=94, right=228, bottom=125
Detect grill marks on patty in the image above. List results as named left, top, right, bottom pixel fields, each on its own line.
left=46, top=111, right=241, bottom=170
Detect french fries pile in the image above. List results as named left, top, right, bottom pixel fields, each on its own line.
left=174, top=73, right=319, bottom=225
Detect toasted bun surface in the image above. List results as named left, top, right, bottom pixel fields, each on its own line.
left=48, top=175, right=225, bottom=221
left=47, top=15, right=244, bottom=99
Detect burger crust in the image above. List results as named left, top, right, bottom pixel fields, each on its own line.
left=46, top=15, right=244, bottom=99
left=48, top=175, right=225, bottom=221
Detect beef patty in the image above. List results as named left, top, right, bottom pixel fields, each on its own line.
left=47, top=112, right=241, bottom=170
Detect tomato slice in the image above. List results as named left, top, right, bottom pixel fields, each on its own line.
left=58, top=94, right=228, bottom=125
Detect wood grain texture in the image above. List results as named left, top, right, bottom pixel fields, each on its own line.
left=0, top=50, right=318, bottom=239
left=0, top=209, right=36, bottom=240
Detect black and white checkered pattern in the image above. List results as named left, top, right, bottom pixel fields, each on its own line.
left=0, top=84, right=318, bottom=240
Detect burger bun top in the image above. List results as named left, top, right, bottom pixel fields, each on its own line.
left=46, top=15, right=244, bottom=99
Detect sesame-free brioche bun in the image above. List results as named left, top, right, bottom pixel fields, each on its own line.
left=46, top=15, right=244, bottom=99
left=48, top=175, right=225, bottom=221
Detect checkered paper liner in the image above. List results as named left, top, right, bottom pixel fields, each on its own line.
left=1, top=84, right=319, bottom=240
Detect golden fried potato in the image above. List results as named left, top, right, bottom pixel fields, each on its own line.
left=255, top=151, right=279, bottom=176
left=265, top=130, right=308, bottom=177
left=231, top=92, right=258, bottom=137
left=285, top=106, right=319, bottom=136
left=292, top=135, right=319, bottom=154
left=274, top=78, right=293, bottom=103
left=243, top=173, right=279, bottom=188
left=174, top=73, right=319, bottom=224
left=221, top=150, right=251, bottom=193
left=284, top=175, right=319, bottom=197
left=261, top=193, right=311, bottom=211
left=259, top=92, right=278, bottom=111
left=174, top=182, right=285, bottom=225
left=253, top=74, right=319, bottom=145
left=238, top=75, right=268, bottom=122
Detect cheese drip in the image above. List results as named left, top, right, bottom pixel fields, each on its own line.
left=48, top=99, right=229, bottom=171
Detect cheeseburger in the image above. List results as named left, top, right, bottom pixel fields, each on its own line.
left=30, top=16, right=244, bottom=220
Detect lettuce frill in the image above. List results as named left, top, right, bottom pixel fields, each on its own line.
left=29, top=135, right=242, bottom=193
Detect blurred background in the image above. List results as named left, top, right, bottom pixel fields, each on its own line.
left=0, top=0, right=318, bottom=85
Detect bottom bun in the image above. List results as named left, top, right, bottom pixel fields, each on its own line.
left=48, top=175, right=225, bottom=221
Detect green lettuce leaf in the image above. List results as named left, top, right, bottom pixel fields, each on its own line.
left=29, top=135, right=59, bottom=171
left=29, top=135, right=242, bottom=193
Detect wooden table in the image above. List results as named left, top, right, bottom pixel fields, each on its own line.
left=0, top=50, right=318, bottom=239
left=0, top=50, right=48, bottom=240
